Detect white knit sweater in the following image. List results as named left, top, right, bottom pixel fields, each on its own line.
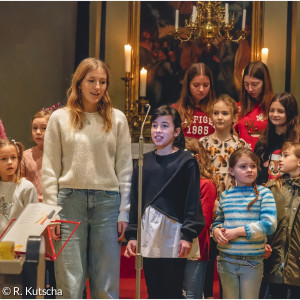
left=42, top=107, right=133, bottom=222
left=0, top=178, right=38, bottom=234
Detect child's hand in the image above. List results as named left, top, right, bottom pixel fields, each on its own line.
left=222, top=228, right=240, bottom=241
left=263, top=244, right=272, bottom=259
left=222, top=226, right=246, bottom=241
left=212, top=200, right=219, bottom=221
left=124, top=240, right=137, bottom=258
left=178, top=240, right=192, bottom=257
left=213, top=228, right=228, bottom=245
left=118, top=221, right=128, bottom=241
left=49, top=224, right=61, bottom=241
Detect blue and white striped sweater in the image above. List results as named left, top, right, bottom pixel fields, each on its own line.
left=212, top=185, right=277, bottom=256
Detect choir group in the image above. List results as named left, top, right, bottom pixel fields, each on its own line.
left=0, top=57, right=299, bottom=299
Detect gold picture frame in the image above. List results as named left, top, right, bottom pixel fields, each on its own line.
left=126, top=1, right=264, bottom=142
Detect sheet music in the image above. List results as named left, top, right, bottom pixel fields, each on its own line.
left=1, top=203, right=61, bottom=252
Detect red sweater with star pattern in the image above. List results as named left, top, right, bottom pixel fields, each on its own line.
left=236, top=102, right=267, bottom=151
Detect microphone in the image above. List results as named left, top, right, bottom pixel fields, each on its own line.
left=140, top=104, right=151, bottom=138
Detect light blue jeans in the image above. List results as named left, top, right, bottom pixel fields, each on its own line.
left=54, top=188, right=121, bottom=299
left=183, top=260, right=208, bottom=299
left=217, top=254, right=264, bottom=299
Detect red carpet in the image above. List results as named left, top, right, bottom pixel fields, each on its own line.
left=85, top=247, right=219, bottom=298
left=212, top=260, right=221, bottom=299
left=119, top=246, right=220, bottom=299
left=120, top=246, right=148, bottom=299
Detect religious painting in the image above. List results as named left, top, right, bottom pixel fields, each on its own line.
left=139, top=1, right=253, bottom=110
left=127, top=1, right=263, bottom=141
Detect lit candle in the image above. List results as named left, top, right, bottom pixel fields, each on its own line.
left=225, top=3, right=229, bottom=25
left=140, top=68, right=147, bottom=97
left=261, top=48, right=269, bottom=65
left=192, top=6, right=197, bottom=23
left=175, top=9, right=179, bottom=30
left=242, top=9, right=246, bottom=30
left=124, top=44, right=132, bottom=73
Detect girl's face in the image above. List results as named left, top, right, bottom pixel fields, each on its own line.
left=190, top=75, right=210, bottom=105
left=244, top=75, right=263, bottom=101
left=32, top=117, right=48, bottom=148
left=151, top=115, right=180, bottom=152
left=79, top=68, right=107, bottom=112
left=0, top=145, right=18, bottom=182
left=212, top=101, right=237, bottom=133
left=229, top=154, right=258, bottom=186
left=269, top=100, right=287, bottom=128
left=279, top=147, right=300, bottom=177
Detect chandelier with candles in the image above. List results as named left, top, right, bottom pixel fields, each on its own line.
left=171, top=1, right=249, bottom=48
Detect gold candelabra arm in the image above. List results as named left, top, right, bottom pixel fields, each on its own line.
left=223, top=25, right=249, bottom=43
left=227, top=30, right=248, bottom=43
left=169, top=28, right=193, bottom=43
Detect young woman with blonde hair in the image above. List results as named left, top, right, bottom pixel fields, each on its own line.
left=42, top=58, right=133, bottom=299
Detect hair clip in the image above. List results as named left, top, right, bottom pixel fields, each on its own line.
left=11, top=139, right=19, bottom=153
left=40, top=102, right=61, bottom=111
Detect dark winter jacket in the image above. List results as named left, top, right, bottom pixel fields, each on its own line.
left=265, top=175, right=300, bottom=286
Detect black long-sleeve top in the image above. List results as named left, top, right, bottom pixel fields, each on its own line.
left=125, top=149, right=205, bottom=243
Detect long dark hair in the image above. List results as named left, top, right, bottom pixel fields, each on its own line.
left=177, top=63, right=215, bottom=128
left=257, top=93, right=300, bottom=161
left=151, top=105, right=185, bottom=149
left=240, top=61, right=273, bottom=117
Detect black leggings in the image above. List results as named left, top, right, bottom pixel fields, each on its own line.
left=269, top=283, right=300, bottom=299
left=143, top=257, right=186, bottom=299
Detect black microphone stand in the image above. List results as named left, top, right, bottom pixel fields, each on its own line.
left=135, top=104, right=151, bottom=299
